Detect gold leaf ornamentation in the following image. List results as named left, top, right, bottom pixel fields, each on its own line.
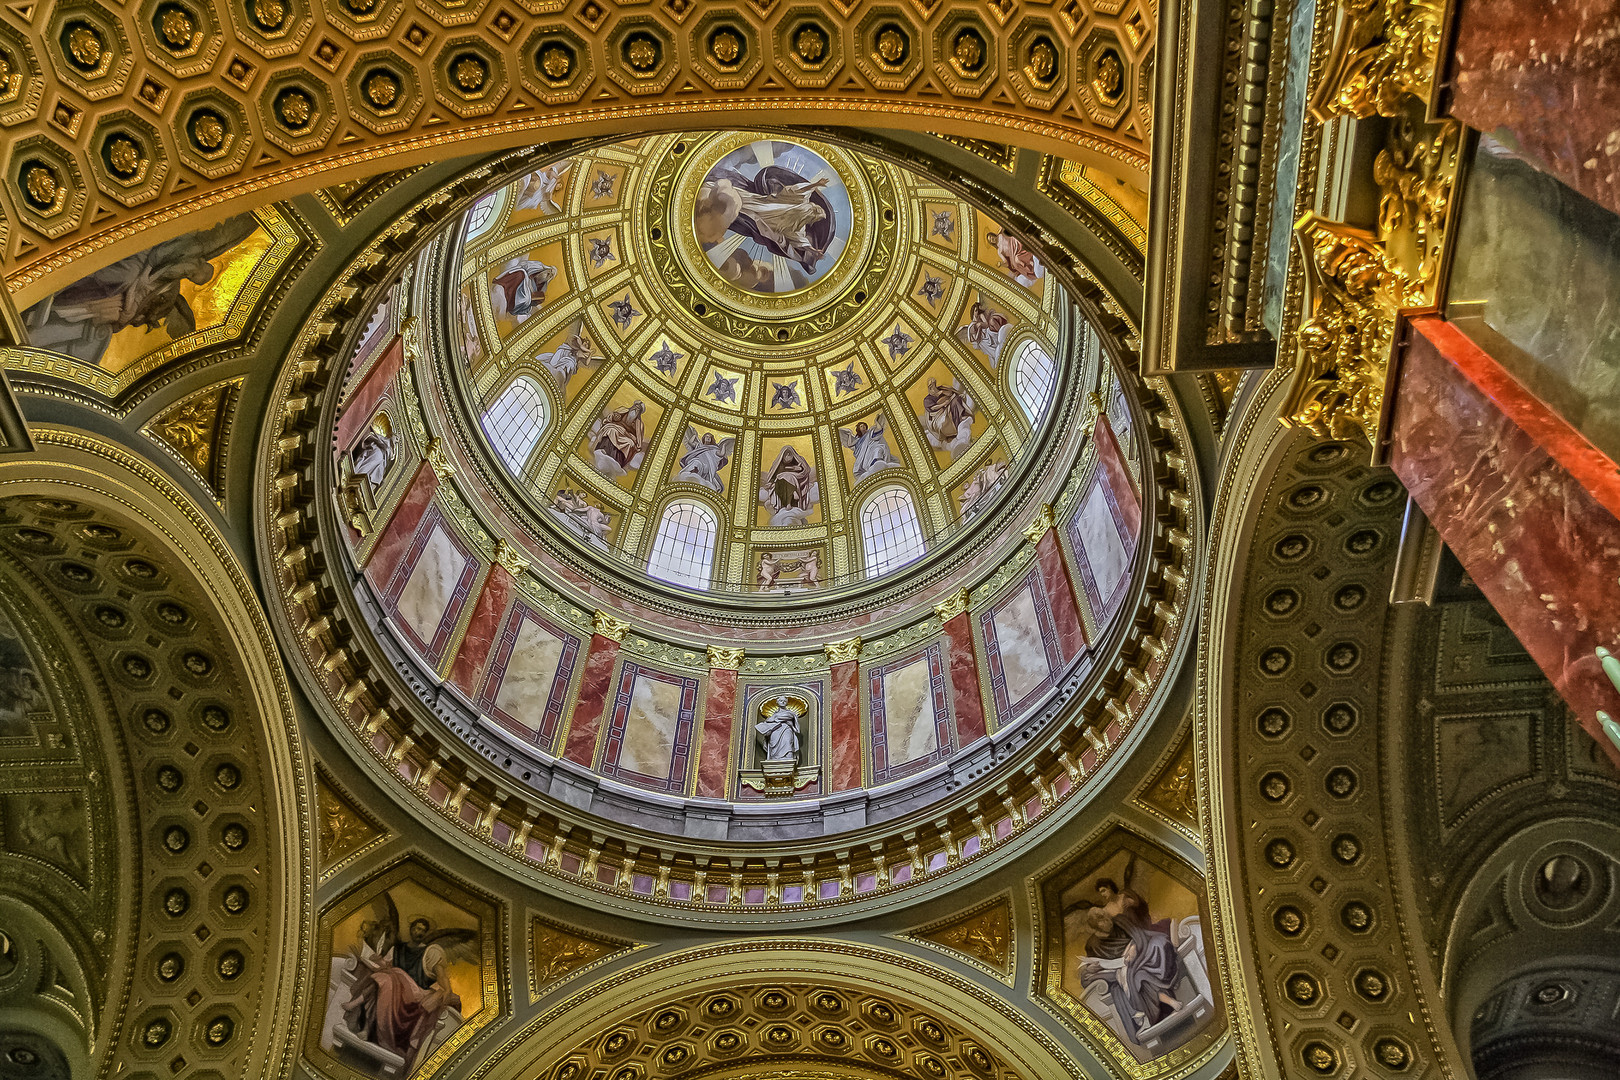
left=823, top=635, right=862, bottom=665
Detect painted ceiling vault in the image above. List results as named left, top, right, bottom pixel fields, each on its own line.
left=0, top=0, right=1616, bottom=1073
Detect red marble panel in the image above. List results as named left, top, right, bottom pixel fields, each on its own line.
left=1445, top=0, right=1620, bottom=218
left=1095, top=412, right=1143, bottom=541
left=562, top=634, right=620, bottom=766
left=694, top=667, right=737, bottom=799
left=363, top=459, right=438, bottom=584
left=447, top=563, right=515, bottom=696
left=941, top=612, right=987, bottom=745
left=1389, top=315, right=1620, bottom=765
left=1037, top=527, right=1089, bottom=659
left=828, top=659, right=863, bottom=792
left=335, top=335, right=406, bottom=451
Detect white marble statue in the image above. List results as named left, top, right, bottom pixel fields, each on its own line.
left=757, top=695, right=801, bottom=763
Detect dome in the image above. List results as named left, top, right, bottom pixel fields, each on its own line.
left=445, top=131, right=1069, bottom=600
left=319, top=131, right=1168, bottom=913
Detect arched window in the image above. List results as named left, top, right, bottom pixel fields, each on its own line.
left=647, top=500, right=717, bottom=589
left=1012, top=338, right=1057, bottom=423
left=463, top=189, right=503, bottom=244
left=481, top=376, right=549, bottom=475
left=860, top=487, right=926, bottom=577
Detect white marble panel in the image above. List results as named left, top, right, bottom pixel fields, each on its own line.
left=618, top=673, right=682, bottom=778
left=493, top=617, right=567, bottom=721
left=1077, top=479, right=1128, bottom=603
left=396, top=523, right=467, bottom=647
left=882, top=657, right=938, bottom=765
left=993, top=583, right=1051, bottom=703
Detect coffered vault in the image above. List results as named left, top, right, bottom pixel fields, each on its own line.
left=0, top=0, right=1616, bottom=1078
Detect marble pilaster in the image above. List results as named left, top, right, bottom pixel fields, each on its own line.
left=447, top=563, right=515, bottom=697
left=828, top=659, right=863, bottom=792
left=695, top=667, right=737, bottom=799
left=940, top=612, right=987, bottom=745
left=562, top=633, right=621, bottom=766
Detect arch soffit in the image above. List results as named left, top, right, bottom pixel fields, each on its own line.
left=0, top=426, right=312, bottom=1079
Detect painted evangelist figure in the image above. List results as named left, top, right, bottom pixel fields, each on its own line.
left=1055, top=849, right=1217, bottom=1062
left=759, top=445, right=820, bottom=526
left=921, top=377, right=976, bottom=459
left=694, top=140, right=851, bottom=292
left=675, top=426, right=736, bottom=493
left=839, top=413, right=902, bottom=483
left=323, top=884, right=481, bottom=1077
left=587, top=401, right=649, bottom=478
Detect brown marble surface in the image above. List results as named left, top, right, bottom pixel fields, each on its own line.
left=695, top=668, right=737, bottom=799
left=941, top=612, right=987, bottom=745
left=1390, top=316, right=1620, bottom=766
left=363, top=460, right=438, bottom=586
left=1037, top=528, right=1088, bottom=661
left=335, top=334, right=405, bottom=451
left=828, top=660, right=862, bottom=792
left=562, top=635, right=620, bottom=766
left=1446, top=0, right=1620, bottom=217
left=447, top=563, right=514, bottom=698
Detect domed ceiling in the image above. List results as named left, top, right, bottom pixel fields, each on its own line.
left=309, top=134, right=1183, bottom=918
left=450, top=131, right=1064, bottom=596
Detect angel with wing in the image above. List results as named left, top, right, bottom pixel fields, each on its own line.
left=513, top=161, right=571, bottom=215
left=675, top=426, right=735, bottom=493
left=839, top=412, right=902, bottom=482
left=1062, top=854, right=1186, bottom=1046
left=336, top=890, right=479, bottom=1075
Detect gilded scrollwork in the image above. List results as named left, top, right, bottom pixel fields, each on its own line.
left=1310, top=0, right=1444, bottom=121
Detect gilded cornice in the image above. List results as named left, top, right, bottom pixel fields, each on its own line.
left=0, top=4, right=1155, bottom=301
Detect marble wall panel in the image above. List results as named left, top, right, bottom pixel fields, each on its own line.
left=828, top=660, right=863, bottom=792
left=1444, top=0, right=1620, bottom=219
left=982, top=568, right=1064, bottom=728
left=477, top=603, right=581, bottom=747
left=335, top=334, right=406, bottom=451
left=1388, top=315, right=1620, bottom=766
left=448, top=564, right=515, bottom=698
left=598, top=662, right=698, bottom=793
left=383, top=504, right=479, bottom=666
left=1070, top=412, right=1142, bottom=633
left=868, top=644, right=953, bottom=785
left=562, top=635, right=621, bottom=765
left=364, top=460, right=439, bottom=583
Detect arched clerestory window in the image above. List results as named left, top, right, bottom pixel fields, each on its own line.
left=646, top=500, right=718, bottom=589
left=860, top=486, right=926, bottom=577
left=1012, top=338, right=1057, bottom=424
left=481, top=375, right=549, bottom=475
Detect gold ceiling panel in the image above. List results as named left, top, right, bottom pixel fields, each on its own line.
left=0, top=0, right=1155, bottom=302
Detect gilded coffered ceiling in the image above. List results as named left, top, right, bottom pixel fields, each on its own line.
left=0, top=0, right=1157, bottom=302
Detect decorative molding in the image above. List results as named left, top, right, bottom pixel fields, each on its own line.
left=823, top=635, right=863, bottom=665
left=894, top=892, right=1015, bottom=985
left=707, top=645, right=745, bottom=670
left=592, top=610, right=630, bottom=643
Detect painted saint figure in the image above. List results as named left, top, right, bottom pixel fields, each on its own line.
left=337, top=894, right=477, bottom=1076
left=675, top=426, right=736, bottom=493
left=986, top=228, right=1045, bottom=288
left=957, top=300, right=1013, bottom=364
left=23, top=215, right=260, bottom=365
left=697, top=166, right=835, bottom=274
left=756, top=695, right=802, bottom=762
left=759, top=445, right=820, bottom=527
left=489, top=257, right=557, bottom=324
left=840, top=414, right=902, bottom=482
left=922, top=377, right=976, bottom=459
left=1066, top=856, right=1188, bottom=1049
left=958, top=459, right=1009, bottom=520
left=587, top=401, right=648, bottom=477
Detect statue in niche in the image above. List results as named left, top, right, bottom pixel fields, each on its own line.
left=756, top=694, right=803, bottom=764
left=349, top=414, right=395, bottom=487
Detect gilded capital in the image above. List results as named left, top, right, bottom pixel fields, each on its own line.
left=424, top=436, right=455, bottom=480
left=493, top=539, right=528, bottom=577
left=593, top=610, right=631, bottom=642
left=824, top=636, right=862, bottom=665
left=707, top=645, right=745, bottom=670
left=935, top=587, right=972, bottom=623
left=1023, top=504, right=1056, bottom=544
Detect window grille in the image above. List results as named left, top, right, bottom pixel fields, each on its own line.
left=647, top=500, right=718, bottom=589
left=1012, top=338, right=1056, bottom=423
left=481, top=376, right=548, bottom=475
left=860, top=487, right=926, bottom=577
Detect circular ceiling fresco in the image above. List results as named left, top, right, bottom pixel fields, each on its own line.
left=448, top=131, right=1066, bottom=600
left=306, top=133, right=1181, bottom=915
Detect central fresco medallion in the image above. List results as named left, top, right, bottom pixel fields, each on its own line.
left=691, top=137, right=853, bottom=296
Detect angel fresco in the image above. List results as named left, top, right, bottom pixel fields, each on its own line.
left=694, top=141, right=848, bottom=290
left=549, top=488, right=613, bottom=545
left=538, top=328, right=597, bottom=390
left=676, top=427, right=735, bottom=493
left=759, top=445, right=820, bottom=527
left=331, top=891, right=478, bottom=1077
left=458, top=287, right=484, bottom=364
left=513, top=161, right=570, bottom=215
left=958, top=459, right=1009, bottom=520
left=922, top=377, right=976, bottom=459
left=1057, top=852, right=1214, bottom=1060
left=23, top=215, right=260, bottom=366
left=489, top=257, right=557, bottom=325
left=957, top=300, right=1013, bottom=365
left=840, top=414, right=902, bottom=483
left=587, top=401, right=648, bottom=478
